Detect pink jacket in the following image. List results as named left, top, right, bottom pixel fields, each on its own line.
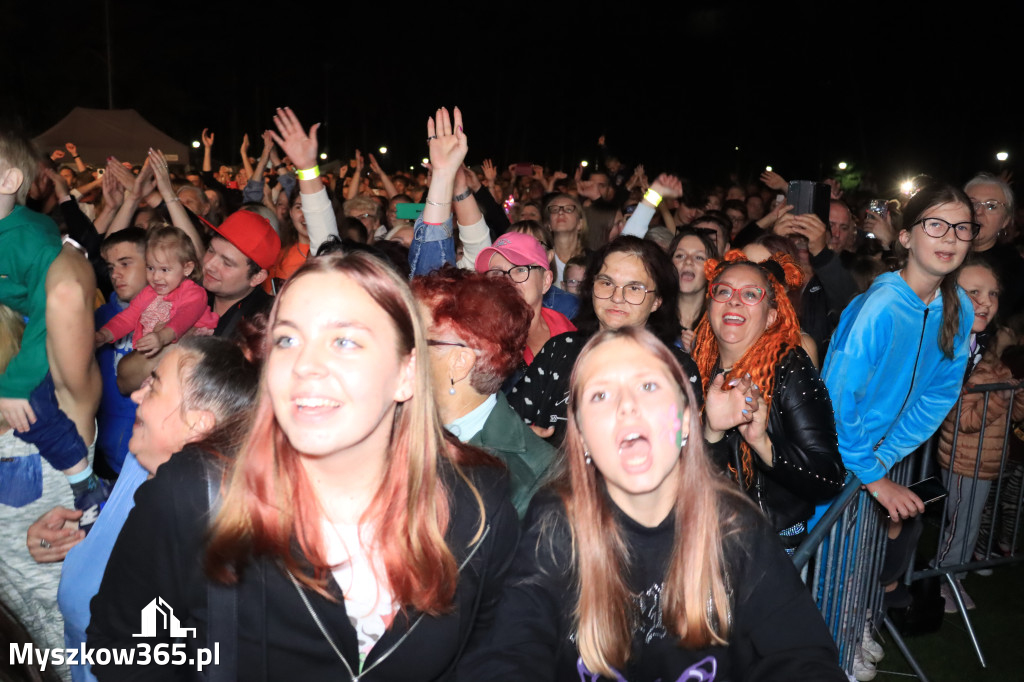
left=103, top=279, right=219, bottom=343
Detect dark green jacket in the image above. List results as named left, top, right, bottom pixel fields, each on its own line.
left=468, top=392, right=557, bottom=518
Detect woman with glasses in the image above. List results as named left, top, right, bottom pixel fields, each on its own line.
left=507, top=236, right=699, bottom=444
left=412, top=267, right=556, bottom=519
left=693, top=251, right=845, bottom=550
left=964, top=173, right=1024, bottom=314
left=475, top=231, right=576, bottom=366
left=544, top=193, right=589, bottom=284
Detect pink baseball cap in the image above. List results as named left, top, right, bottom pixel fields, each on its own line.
left=475, top=232, right=550, bottom=272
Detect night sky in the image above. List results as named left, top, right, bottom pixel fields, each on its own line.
left=3, top=2, right=1020, bottom=193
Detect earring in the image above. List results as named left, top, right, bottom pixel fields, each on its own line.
left=584, top=450, right=592, bottom=466
left=681, top=434, right=688, bottom=447
left=448, top=378, right=456, bottom=396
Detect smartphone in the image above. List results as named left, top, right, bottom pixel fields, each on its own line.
left=786, top=180, right=830, bottom=226
left=396, top=203, right=425, bottom=221
left=514, top=162, right=533, bottom=177
left=908, top=477, right=948, bottom=506
left=867, top=199, right=889, bottom=221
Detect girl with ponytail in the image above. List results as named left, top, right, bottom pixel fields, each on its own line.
left=695, top=250, right=845, bottom=551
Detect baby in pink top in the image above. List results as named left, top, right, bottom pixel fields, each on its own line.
left=96, top=226, right=218, bottom=356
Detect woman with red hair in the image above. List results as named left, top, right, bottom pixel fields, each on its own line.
left=413, top=267, right=556, bottom=518
left=695, top=250, right=845, bottom=551
left=87, top=252, right=518, bottom=680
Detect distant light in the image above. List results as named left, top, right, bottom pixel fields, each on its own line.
left=378, top=146, right=388, bottom=155
left=409, top=165, right=415, bottom=170
left=900, top=179, right=915, bottom=195
left=421, top=157, right=429, bottom=165
left=838, top=161, right=848, bottom=170
left=580, top=160, right=589, bottom=167
left=734, top=146, right=739, bottom=151
left=765, top=165, right=773, bottom=172
left=191, top=140, right=201, bottom=148
left=997, top=151, right=1009, bottom=162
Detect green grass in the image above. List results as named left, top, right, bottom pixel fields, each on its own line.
left=873, top=523, right=1024, bottom=681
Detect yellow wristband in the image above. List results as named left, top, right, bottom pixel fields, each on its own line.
left=644, top=187, right=663, bottom=207
left=296, top=165, right=320, bottom=181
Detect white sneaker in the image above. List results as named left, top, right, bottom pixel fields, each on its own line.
left=861, top=621, right=885, bottom=663
left=853, top=647, right=878, bottom=681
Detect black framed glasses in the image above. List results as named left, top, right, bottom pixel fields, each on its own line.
left=973, top=200, right=1006, bottom=213
left=547, top=204, right=578, bottom=215
left=913, top=217, right=981, bottom=242
left=485, top=264, right=544, bottom=283
left=710, top=283, right=766, bottom=306
left=592, top=277, right=655, bottom=305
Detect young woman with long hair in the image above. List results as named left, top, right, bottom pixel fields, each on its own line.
left=460, top=327, right=844, bottom=680
left=88, top=252, right=518, bottom=680
left=820, top=180, right=976, bottom=523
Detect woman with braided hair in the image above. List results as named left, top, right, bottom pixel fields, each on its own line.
left=695, top=250, right=845, bottom=551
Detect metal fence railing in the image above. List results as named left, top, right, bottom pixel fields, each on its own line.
left=794, top=380, right=1024, bottom=680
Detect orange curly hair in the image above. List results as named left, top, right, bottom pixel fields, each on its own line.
left=692, top=249, right=804, bottom=484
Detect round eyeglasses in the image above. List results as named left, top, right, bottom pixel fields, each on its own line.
left=710, top=283, right=766, bottom=306
left=973, top=200, right=1006, bottom=213
left=485, top=264, right=544, bottom=283
left=912, top=217, right=981, bottom=242
left=592, top=278, right=655, bottom=305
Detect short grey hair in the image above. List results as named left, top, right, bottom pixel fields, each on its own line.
left=965, top=172, right=1014, bottom=217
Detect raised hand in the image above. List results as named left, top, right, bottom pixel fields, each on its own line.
left=43, top=168, right=70, bottom=202
left=368, top=153, right=384, bottom=176
left=101, top=166, right=124, bottom=208
left=531, top=164, right=546, bottom=182
left=202, top=128, right=215, bottom=148
left=776, top=212, right=826, bottom=255
left=649, top=173, right=683, bottom=200
left=148, top=148, right=174, bottom=197
left=462, top=164, right=482, bottom=193
left=50, top=149, right=66, bottom=162
left=482, top=158, right=497, bottom=185
left=427, top=106, right=468, bottom=175
left=760, top=170, right=788, bottom=191
left=105, top=157, right=136, bottom=194
left=269, top=107, right=320, bottom=171
left=132, top=158, right=156, bottom=198
left=354, top=149, right=365, bottom=172
left=65, top=142, right=78, bottom=157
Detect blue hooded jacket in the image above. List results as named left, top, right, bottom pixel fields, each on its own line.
left=821, top=271, right=971, bottom=486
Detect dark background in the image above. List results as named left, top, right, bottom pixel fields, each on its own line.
left=2, top=1, right=1021, bottom=193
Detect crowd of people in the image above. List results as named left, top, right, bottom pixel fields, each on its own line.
left=2, top=103, right=1023, bottom=681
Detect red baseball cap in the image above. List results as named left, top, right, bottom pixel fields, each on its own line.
left=475, top=232, right=549, bottom=272
left=208, top=210, right=281, bottom=271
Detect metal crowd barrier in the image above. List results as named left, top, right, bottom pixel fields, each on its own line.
left=903, top=380, right=1024, bottom=669
left=791, top=457, right=922, bottom=680
left=793, top=380, right=1024, bottom=680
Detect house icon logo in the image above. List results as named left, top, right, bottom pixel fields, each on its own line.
left=133, top=597, right=197, bottom=638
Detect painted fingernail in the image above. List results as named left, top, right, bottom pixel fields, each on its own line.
left=745, top=373, right=751, bottom=379
left=745, top=396, right=753, bottom=403
left=752, top=384, right=759, bottom=390
left=728, top=378, right=740, bottom=387
left=742, top=409, right=750, bottom=415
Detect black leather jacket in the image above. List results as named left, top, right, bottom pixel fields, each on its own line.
left=708, top=347, right=845, bottom=546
